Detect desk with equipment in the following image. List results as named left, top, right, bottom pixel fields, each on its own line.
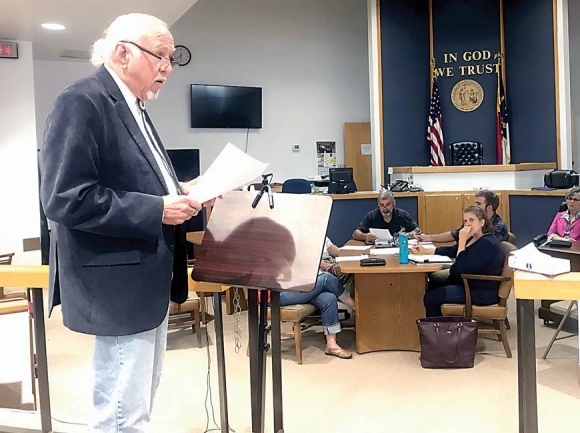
left=338, top=241, right=441, bottom=353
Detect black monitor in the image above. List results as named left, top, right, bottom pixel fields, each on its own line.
left=167, top=149, right=200, bottom=182
left=190, top=84, right=262, bottom=129
left=328, top=167, right=355, bottom=194
left=166, top=149, right=204, bottom=234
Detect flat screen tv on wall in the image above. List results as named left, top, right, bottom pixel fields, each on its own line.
left=190, top=84, right=262, bottom=129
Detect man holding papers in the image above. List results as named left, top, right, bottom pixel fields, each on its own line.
left=352, top=190, right=419, bottom=243
left=411, top=206, right=504, bottom=317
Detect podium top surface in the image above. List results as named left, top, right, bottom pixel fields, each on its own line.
left=193, top=191, right=333, bottom=292
left=0, top=265, right=49, bottom=288
left=514, top=270, right=580, bottom=300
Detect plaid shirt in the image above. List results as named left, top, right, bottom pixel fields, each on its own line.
left=450, top=213, right=509, bottom=242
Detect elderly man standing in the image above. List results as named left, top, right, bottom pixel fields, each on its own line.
left=40, top=13, right=207, bottom=432
left=352, top=190, right=419, bottom=242
left=417, top=190, right=509, bottom=243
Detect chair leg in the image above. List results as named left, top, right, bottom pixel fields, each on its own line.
left=492, top=321, right=502, bottom=341
left=497, top=319, right=512, bottom=358
left=193, top=308, right=202, bottom=348
left=293, top=321, right=303, bottom=364
left=199, top=296, right=206, bottom=324
left=542, top=300, right=576, bottom=359
left=505, top=317, right=511, bottom=330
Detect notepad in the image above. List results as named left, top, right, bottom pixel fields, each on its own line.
left=408, top=254, right=452, bottom=264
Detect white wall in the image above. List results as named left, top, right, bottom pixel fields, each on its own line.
left=0, top=41, right=40, bottom=264
left=151, top=0, right=370, bottom=181
left=34, top=60, right=95, bottom=148
left=32, top=0, right=369, bottom=183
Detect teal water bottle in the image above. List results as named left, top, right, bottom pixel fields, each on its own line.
left=399, top=233, right=409, bottom=264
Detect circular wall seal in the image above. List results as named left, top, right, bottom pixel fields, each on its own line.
left=451, top=79, right=484, bottom=112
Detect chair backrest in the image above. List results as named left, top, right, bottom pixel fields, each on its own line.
left=506, top=232, right=516, bottom=245
left=559, top=201, right=568, bottom=212
left=0, top=253, right=14, bottom=266
left=282, top=178, right=311, bottom=194
left=450, top=141, right=483, bottom=166
left=498, top=241, right=518, bottom=302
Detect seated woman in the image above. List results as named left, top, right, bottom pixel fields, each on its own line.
left=411, top=206, right=504, bottom=317
left=319, top=237, right=355, bottom=296
left=279, top=270, right=355, bottom=359
left=547, top=186, right=580, bottom=242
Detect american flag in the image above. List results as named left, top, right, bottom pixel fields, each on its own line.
left=427, top=79, right=445, bottom=166
left=496, top=70, right=511, bottom=164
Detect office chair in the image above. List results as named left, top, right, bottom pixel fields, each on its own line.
left=533, top=201, right=567, bottom=247
left=281, top=178, right=311, bottom=194
left=449, top=141, right=484, bottom=166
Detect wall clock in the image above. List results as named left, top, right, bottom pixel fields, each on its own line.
left=173, top=45, right=191, bottom=67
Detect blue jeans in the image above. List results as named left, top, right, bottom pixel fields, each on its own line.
left=423, top=284, right=466, bottom=317
left=279, top=271, right=349, bottom=335
left=89, top=311, right=169, bottom=433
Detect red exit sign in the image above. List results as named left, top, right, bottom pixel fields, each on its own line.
left=0, top=41, right=18, bottom=59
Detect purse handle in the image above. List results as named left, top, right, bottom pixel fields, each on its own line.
left=434, top=322, right=463, bottom=364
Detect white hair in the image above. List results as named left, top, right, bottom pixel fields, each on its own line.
left=91, top=13, right=169, bottom=66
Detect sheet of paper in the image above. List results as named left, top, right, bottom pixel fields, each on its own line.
left=369, top=228, right=392, bottom=241
left=408, top=239, right=434, bottom=246
left=340, top=245, right=370, bottom=251
left=370, top=248, right=399, bottom=255
left=408, top=254, right=452, bottom=263
left=361, top=143, right=372, bottom=155
left=335, top=254, right=369, bottom=262
left=187, top=143, right=269, bottom=203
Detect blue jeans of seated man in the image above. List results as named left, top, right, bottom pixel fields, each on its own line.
left=90, top=310, right=169, bottom=433
left=423, top=284, right=466, bottom=317
left=279, top=271, right=350, bottom=335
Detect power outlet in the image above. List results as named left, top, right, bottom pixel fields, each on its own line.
left=292, top=143, right=300, bottom=152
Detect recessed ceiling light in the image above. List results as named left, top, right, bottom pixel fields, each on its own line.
left=41, top=23, right=66, bottom=31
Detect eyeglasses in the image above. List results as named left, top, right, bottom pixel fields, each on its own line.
left=566, top=197, right=580, bottom=202
left=119, top=40, right=178, bottom=69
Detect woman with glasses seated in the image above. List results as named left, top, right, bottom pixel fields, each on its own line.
left=547, top=186, right=580, bottom=242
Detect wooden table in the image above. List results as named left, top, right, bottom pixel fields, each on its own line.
left=513, top=270, right=580, bottom=433
left=339, top=245, right=441, bottom=353
left=0, top=265, right=53, bottom=433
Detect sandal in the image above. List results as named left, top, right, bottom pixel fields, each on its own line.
left=324, top=348, right=352, bottom=359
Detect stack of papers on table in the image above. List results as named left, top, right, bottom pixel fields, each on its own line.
left=408, top=254, right=452, bottom=264
left=508, top=242, right=570, bottom=276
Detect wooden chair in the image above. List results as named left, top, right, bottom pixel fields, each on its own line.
left=169, top=292, right=202, bottom=348
left=506, top=231, right=516, bottom=245
left=243, top=289, right=318, bottom=364
left=0, top=297, right=36, bottom=410
left=441, top=241, right=517, bottom=358
left=270, top=303, right=318, bottom=365
left=0, top=253, right=18, bottom=299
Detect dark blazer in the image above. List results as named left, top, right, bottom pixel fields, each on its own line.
left=40, top=65, right=188, bottom=336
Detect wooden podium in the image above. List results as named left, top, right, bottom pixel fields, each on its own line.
left=514, top=271, right=580, bottom=433
left=193, top=191, right=332, bottom=433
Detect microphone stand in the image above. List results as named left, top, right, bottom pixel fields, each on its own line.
left=252, top=173, right=274, bottom=209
